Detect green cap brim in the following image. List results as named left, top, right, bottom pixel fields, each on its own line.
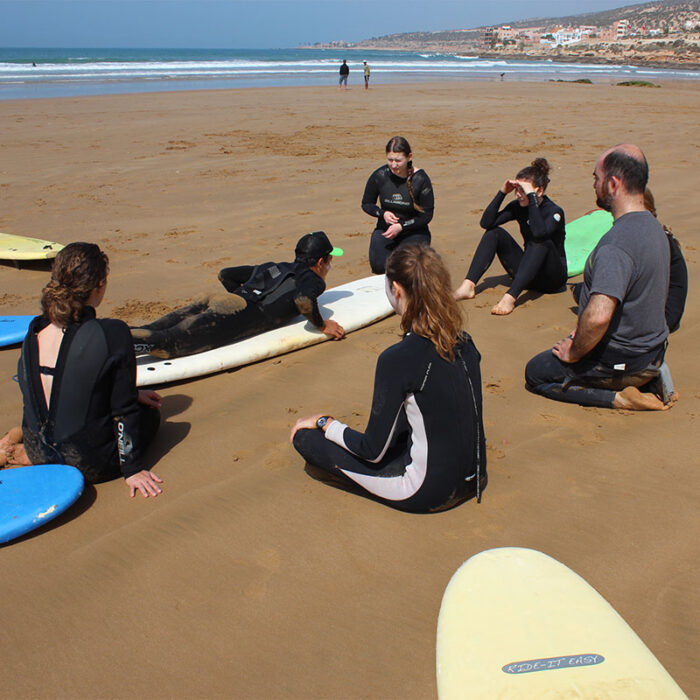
left=330, top=247, right=344, bottom=256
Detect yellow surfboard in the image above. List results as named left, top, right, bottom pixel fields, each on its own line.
left=437, top=548, right=688, bottom=699
left=0, top=232, right=64, bottom=261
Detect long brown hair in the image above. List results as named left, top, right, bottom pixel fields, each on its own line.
left=385, top=244, right=463, bottom=361
left=41, top=242, right=109, bottom=326
left=385, top=135, right=424, bottom=213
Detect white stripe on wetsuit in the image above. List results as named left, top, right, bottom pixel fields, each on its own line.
left=325, top=393, right=428, bottom=501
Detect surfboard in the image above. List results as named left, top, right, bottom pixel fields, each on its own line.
left=436, top=547, right=687, bottom=699
left=0, top=464, right=84, bottom=544
left=565, top=209, right=614, bottom=277
left=136, top=274, right=393, bottom=386
left=0, top=315, right=33, bottom=347
left=0, top=232, right=64, bottom=261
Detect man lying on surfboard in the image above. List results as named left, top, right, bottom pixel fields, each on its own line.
left=131, top=231, right=345, bottom=359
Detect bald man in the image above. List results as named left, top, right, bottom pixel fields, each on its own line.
left=525, top=144, right=673, bottom=410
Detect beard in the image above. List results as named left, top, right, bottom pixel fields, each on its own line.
left=595, top=179, right=612, bottom=211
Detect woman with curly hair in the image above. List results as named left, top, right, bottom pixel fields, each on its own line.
left=1, top=242, right=163, bottom=498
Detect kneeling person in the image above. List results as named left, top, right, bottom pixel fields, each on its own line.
left=132, top=232, right=344, bottom=358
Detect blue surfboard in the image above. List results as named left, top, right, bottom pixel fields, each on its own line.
left=0, top=315, right=33, bottom=347
left=0, top=464, right=84, bottom=544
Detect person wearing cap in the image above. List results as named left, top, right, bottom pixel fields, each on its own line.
left=130, top=231, right=345, bottom=359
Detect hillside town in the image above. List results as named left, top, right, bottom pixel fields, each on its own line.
left=306, top=1, right=700, bottom=69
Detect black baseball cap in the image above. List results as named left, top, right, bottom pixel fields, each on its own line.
left=295, top=231, right=344, bottom=262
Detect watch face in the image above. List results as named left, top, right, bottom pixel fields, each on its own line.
left=317, top=416, right=328, bottom=429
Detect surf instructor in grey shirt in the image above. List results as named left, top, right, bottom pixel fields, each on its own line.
left=525, top=144, right=673, bottom=411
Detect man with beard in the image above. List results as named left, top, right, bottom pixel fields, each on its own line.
left=525, top=144, right=673, bottom=410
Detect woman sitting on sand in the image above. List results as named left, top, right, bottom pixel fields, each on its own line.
left=0, top=242, right=163, bottom=498
left=454, top=158, right=567, bottom=315
left=290, top=244, right=486, bottom=513
left=362, top=136, right=434, bottom=274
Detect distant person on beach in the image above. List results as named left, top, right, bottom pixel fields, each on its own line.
left=131, top=231, right=345, bottom=359
left=339, top=59, right=349, bottom=89
left=363, top=61, right=370, bottom=89
left=0, top=243, right=163, bottom=498
left=525, top=144, right=674, bottom=411
left=571, top=187, right=688, bottom=334
left=362, top=135, right=434, bottom=274
left=291, top=244, right=486, bottom=513
left=454, top=158, right=567, bottom=315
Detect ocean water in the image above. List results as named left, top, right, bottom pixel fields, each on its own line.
left=1, top=47, right=698, bottom=100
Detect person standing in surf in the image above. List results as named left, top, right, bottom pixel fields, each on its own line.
left=291, top=244, right=486, bottom=513
left=361, top=136, right=435, bottom=274
left=454, top=158, right=567, bottom=315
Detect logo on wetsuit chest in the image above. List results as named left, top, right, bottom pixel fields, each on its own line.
left=385, top=193, right=409, bottom=207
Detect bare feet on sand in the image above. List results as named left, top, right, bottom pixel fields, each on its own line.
left=613, top=386, right=674, bottom=411
left=0, top=427, right=31, bottom=467
left=491, top=293, right=517, bottom=316
left=454, top=279, right=476, bottom=301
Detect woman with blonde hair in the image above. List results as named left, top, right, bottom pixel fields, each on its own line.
left=291, top=244, right=486, bottom=513
left=0, top=242, right=163, bottom=498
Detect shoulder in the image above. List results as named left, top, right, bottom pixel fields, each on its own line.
left=378, top=333, right=429, bottom=365
left=96, top=318, right=135, bottom=352
left=370, top=165, right=389, bottom=180
left=294, top=265, right=325, bottom=296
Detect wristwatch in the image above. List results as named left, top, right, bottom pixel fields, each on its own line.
left=316, top=415, right=332, bottom=430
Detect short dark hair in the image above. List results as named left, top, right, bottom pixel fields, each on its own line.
left=602, top=150, right=648, bottom=194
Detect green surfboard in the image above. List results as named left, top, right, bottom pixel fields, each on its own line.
left=565, top=209, right=614, bottom=278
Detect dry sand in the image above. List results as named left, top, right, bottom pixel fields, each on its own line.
left=0, top=81, right=698, bottom=698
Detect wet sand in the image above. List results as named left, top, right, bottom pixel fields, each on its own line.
left=0, top=81, right=698, bottom=698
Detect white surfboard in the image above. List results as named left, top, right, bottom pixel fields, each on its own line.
left=436, top=548, right=688, bottom=699
left=136, top=274, right=393, bottom=386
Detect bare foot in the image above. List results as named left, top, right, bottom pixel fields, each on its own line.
left=613, top=386, right=670, bottom=411
left=454, top=279, right=476, bottom=301
left=0, top=427, right=30, bottom=467
left=491, top=293, right=517, bottom=316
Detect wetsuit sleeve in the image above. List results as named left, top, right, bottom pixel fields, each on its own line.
left=526, top=194, right=565, bottom=242
left=400, top=172, right=434, bottom=232
left=480, top=191, right=515, bottom=229
left=105, top=321, right=148, bottom=478
left=218, top=265, right=255, bottom=293
left=666, top=234, right=687, bottom=333
left=361, top=170, right=382, bottom=219
left=325, top=346, right=408, bottom=462
left=294, top=271, right=325, bottom=328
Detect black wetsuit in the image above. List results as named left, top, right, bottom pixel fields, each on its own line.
left=132, top=262, right=326, bottom=358
left=362, top=165, right=435, bottom=273
left=465, top=190, right=567, bottom=299
left=666, top=233, right=687, bottom=333
left=18, top=308, right=159, bottom=484
left=293, top=332, right=486, bottom=513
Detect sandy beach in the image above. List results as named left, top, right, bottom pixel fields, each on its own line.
left=1, top=80, right=698, bottom=698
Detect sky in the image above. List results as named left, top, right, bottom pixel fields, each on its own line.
left=0, top=0, right=652, bottom=49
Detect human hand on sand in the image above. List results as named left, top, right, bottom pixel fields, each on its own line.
left=126, top=470, right=163, bottom=498
left=138, top=389, right=163, bottom=409
left=290, top=414, right=328, bottom=442
left=322, top=319, right=345, bottom=340
left=382, top=223, right=403, bottom=239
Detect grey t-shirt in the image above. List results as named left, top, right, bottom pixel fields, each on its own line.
left=579, top=210, right=669, bottom=355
